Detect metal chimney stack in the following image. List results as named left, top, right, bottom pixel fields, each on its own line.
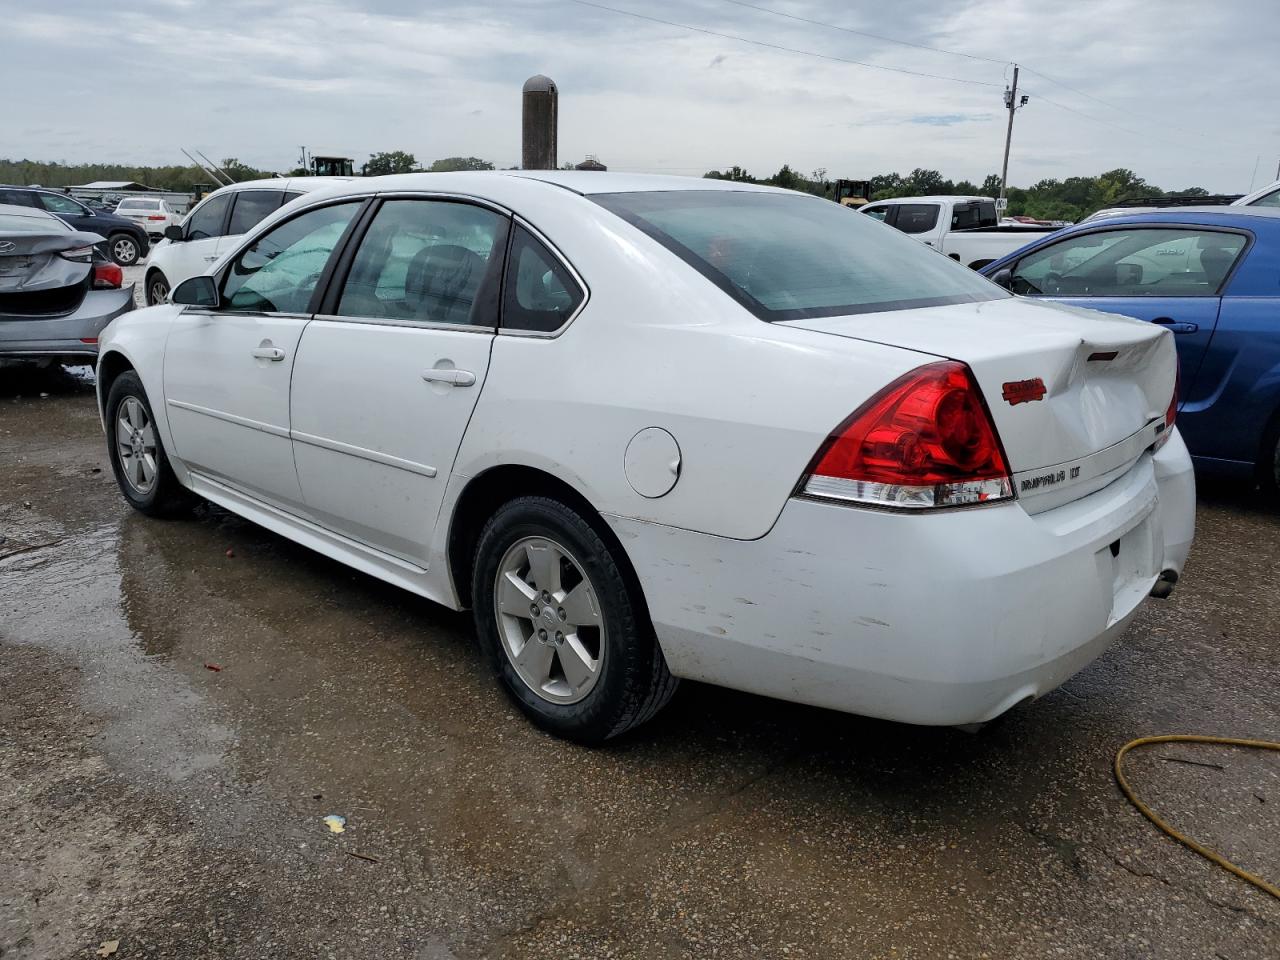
left=522, top=75, right=558, bottom=171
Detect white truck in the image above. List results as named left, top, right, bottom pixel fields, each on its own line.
left=858, top=195, right=1061, bottom=270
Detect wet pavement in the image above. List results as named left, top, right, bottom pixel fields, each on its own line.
left=2, top=363, right=1279, bottom=959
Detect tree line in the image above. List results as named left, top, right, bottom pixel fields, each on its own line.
left=0, top=154, right=495, bottom=191
left=704, top=165, right=1218, bottom=222
left=3, top=154, right=1220, bottom=222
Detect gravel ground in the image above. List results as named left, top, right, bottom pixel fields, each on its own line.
left=2, top=363, right=1279, bottom=959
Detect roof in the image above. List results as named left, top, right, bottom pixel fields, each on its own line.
left=1233, top=180, right=1280, bottom=205
left=1053, top=206, right=1280, bottom=235
left=304, top=170, right=793, bottom=201
left=873, top=195, right=993, bottom=204
left=78, top=181, right=158, bottom=191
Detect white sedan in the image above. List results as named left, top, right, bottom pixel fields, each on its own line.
left=95, top=172, right=1195, bottom=743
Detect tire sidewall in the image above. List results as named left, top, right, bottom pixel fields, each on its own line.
left=109, top=233, right=140, bottom=266
left=106, top=372, right=168, bottom=512
left=472, top=498, right=645, bottom=741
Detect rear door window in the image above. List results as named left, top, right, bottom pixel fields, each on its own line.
left=892, top=204, right=941, bottom=235
left=501, top=226, right=584, bottom=332
left=185, top=193, right=232, bottom=241
left=227, top=190, right=285, bottom=235
left=335, top=198, right=507, bottom=325
left=860, top=205, right=890, bottom=222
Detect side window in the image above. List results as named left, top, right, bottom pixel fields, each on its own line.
left=0, top=189, right=33, bottom=206
left=186, top=193, right=232, bottom=241
left=860, top=205, right=890, bottom=222
left=892, top=204, right=941, bottom=235
left=951, top=203, right=981, bottom=230
left=336, top=199, right=506, bottom=325
left=222, top=202, right=360, bottom=313
left=502, top=226, right=584, bottom=333
left=227, top=190, right=285, bottom=236
left=39, top=193, right=86, bottom=215
left=1012, top=228, right=1246, bottom=297
left=281, top=191, right=304, bottom=205
left=1249, top=188, right=1280, bottom=208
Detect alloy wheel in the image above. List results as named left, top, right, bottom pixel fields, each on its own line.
left=494, top=536, right=605, bottom=704
left=116, top=396, right=158, bottom=494
left=112, top=237, right=137, bottom=264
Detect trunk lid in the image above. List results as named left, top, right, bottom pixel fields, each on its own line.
left=780, top=297, right=1177, bottom=512
left=0, top=229, right=101, bottom=317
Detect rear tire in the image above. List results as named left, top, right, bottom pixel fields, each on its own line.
left=106, top=371, right=194, bottom=517
left=108, top=233, right=141, bottom=266
left=471, top=496, right=677, bottom=743
left=145, top=270, right=170, bottom=306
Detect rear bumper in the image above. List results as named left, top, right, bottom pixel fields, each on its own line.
left=0, top=286, right=135, bottom=358
left=613, top=430, right=1195, bottom=726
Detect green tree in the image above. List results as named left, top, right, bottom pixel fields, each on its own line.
left=218, top=158, right=268, bottom=182
left=704, top=165, right=756, bottom=182
left=428, top=156, right=495, bottom=172
left=365, top=151, right=418, bottom=175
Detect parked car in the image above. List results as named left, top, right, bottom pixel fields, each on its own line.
left=0, top=186, right=150, bottom=266
left=1233, top=180, right=1280, bottom=207
left=858, top=195, right=1059, bottom=269
left=0, top=203, right=133, bottom=365
left=982, top=207, right=1280, bottom=491
left=142, top=176, right=351, bottom=305
left=114, top=196, right=181, bottom=241
left=96, top=172, right=1192, bottom=742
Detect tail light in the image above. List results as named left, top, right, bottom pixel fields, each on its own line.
left=59, top=245, right=95, bottom=263
left=1153, top=362, right=1179, bottom=451
left=92, top=262, right=123, bottom=289
left=146, top=215, right=166, bottom=221
left=800, top=361, right=1014, bottom=509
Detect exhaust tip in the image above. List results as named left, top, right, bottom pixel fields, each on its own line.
left=1149, top=569, right=1179, bottom=599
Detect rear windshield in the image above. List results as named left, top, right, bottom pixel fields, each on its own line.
left=118, top=199, right=160, bottom=210
left=0, top=212, right=67, bottom=232
left=592, top=190, right=1005, bottom=321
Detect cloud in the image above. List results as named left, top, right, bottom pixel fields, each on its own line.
left=1, top=0, right=1277, bottom=191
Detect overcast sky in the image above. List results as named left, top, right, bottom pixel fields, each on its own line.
left=4, top=0, right=1278, bottom=191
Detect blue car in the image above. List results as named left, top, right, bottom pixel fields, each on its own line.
left=982, top=208, right=1280, bottom=491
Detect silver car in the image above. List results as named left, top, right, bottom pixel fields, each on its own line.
left=0, top=203, right=134, bottom=364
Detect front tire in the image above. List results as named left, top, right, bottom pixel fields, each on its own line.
left=145, top=270, right=170, bottom=306
left=472, top=496, right=677, bottom=743
left=106, top=371, right=193, bottom=517
left=108, top=233, right=141, bottom=266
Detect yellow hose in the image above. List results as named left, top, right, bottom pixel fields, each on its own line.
left=1114, top=734, right=1280, bottom=901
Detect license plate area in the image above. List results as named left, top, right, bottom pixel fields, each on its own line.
left=1096, top=504, right=1161, bottom=625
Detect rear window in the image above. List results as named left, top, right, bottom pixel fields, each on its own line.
left=592, top=190, right=1004, bottom=321
left=118, top=199, right=160, bottom=210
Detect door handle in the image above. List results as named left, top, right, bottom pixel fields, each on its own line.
left=1152, top=317, right=1199, bottom=334
left=203, top=255, right=219, bottom=262
left=422, top=368, right=476, bottom=387
left=252, top=346, right=286, bottom=361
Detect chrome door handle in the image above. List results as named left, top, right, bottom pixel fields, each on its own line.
left=422, top=368, right=476, bottom=387
left=203, top=256, right=219, bottom=262
left=252, top=346, right=286, bottom=361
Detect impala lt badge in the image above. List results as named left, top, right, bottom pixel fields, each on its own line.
left=1002, top=377, right=1047, bottom=405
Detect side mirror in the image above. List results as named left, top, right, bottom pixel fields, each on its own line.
left=172, top=275, right=219, bottom=308
left=989, top=267, right=1013, bottom=290
left=163, top=224, right=184, bottom=242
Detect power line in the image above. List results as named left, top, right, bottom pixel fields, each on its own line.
left=716, top=0, right=1006, bottom=65
left=566, top=0, right=1002, bottom=87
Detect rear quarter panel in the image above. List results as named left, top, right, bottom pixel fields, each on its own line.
left=451, top=196, right=926, bottom=541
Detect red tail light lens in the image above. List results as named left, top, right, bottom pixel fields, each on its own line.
left=92, top=262, right=123, bottom=289
left=801, top=361, right=1014, bottom=509
left=147, top=214, right=167, bottom=220
left=1154, top=363, right=1179, bottom=451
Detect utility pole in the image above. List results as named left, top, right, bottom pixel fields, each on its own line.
left=999, top=64, right=1028, bottom=211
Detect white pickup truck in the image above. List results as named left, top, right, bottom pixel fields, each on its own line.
left=859, top=195, right=1061, bottom=270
